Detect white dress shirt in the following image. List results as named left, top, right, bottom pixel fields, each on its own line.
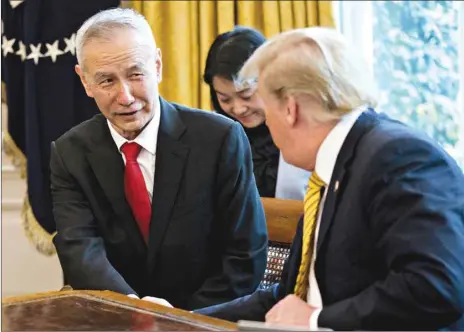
left=275, top=154, right=311, bottom=200
left=107, top=102, right=161, bottom=202
left=307, top=106, right=366, bottom=330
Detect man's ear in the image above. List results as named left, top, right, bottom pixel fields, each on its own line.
left=285, top=94, right=298, bottom=127
left=155, top=48, right=163, bottom=83
left=75, top=65, right=94, bottom=98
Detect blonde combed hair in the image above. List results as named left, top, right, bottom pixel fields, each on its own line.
left=239, top=27, right=378, bottom=122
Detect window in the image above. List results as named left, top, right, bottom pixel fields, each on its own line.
left=333, top=1, right=464, bottom=169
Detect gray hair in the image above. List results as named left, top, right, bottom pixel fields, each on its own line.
left=239, top=27, right=379, bottom=122
left=75, top=7, right=156, bottom=68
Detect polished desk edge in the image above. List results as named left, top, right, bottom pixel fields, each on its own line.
left=2, top=290, right=237, bottom=331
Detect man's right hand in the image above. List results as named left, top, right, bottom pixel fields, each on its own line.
left=127, top=294, right=173, bottom=308
left=141, top=296, right=173, bottom=308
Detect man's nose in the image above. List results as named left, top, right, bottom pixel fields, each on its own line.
left=116, top=82, right=135, bottom=106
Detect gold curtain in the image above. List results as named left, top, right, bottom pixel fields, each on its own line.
left=128, top=1, right=235, bottom=111
left=236, top=1, right=334, bottom=37
left=127, top=0, right=333, bottom=109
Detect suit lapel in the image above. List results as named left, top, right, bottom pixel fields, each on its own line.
left=316, top=109, right=380, bottom=252
left=86, top=116, right=146, bottom=254
left=147, top=98, right=189, bottom=272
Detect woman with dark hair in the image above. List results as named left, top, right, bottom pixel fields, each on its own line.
left=204, top=26, right=310, bottom=199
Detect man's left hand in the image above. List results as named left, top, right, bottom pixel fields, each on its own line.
left=265, top=295, right=316, bottom=327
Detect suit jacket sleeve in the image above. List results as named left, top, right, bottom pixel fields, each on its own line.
left=195, top=218, right=304, bottom=321
left=187, top=122, right=268, bottom=309
left=318, top=138, right=464, bottom=330
left=50, top=141, right=137, bottom=295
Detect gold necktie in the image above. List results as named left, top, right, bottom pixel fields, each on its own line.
left=293, top=171, right=325, bottom=301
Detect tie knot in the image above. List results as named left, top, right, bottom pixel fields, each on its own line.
left=309, top=171, right=325, bottom=189
left=121, top=142, right=142, bottom=161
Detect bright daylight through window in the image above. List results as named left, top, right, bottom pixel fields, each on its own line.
left=333, top=0, right=464, bottom=169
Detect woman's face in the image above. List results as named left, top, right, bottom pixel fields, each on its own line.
left=212, top=76, right=266, bottom=128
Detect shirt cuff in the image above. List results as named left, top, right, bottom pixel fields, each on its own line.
left=309, top=308, right=332, bottom=331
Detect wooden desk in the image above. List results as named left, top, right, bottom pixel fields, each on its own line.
left=2, top=290, right=237, bottom=331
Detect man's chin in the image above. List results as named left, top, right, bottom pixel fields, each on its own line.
left=109, top=120, right=144, bottom=140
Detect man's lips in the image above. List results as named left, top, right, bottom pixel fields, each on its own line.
left=116, top=102, right=144, bottom=116
left=117, top=110, right=138, bottom=116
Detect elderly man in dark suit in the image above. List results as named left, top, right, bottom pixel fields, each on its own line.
left=50, top=8, right=268, bottom=310
left=196, top=27, right=464, bottom=330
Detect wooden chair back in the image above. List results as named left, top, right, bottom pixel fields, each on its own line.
left=259, top=197, right=303, bottom=289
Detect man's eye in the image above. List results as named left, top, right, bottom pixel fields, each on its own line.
left=99, top=79, right=113, bottom=85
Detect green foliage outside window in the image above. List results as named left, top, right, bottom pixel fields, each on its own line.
left=372, top=0, right=463, bottom=168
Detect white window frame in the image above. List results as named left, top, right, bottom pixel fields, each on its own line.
left=332, top=1, right=374, bottom=72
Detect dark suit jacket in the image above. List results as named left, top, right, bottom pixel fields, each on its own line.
left=50, top=97, right=268, bottom=310
left=196, top=110, right=464, bottom=330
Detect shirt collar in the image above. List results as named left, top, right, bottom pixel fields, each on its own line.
left=107, top=98, right=161, bottom=155
left=315, top=105, right=367, bottom=185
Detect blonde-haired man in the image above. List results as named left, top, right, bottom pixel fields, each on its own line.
left=196, top=27, right=464, bottom=330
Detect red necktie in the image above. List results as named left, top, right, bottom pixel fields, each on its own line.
left=121, top=142, right=151, bottom=242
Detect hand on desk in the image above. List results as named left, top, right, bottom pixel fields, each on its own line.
left=127, top=294, right=173, bottom=308
left=265, top=294, right=316, bottom=327
left=141, top=296, right=173, bottom=308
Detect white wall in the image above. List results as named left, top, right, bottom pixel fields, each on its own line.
left=1, top=102, right=63, bottom=298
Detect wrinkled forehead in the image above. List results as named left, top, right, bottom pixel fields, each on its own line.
left=83, top=37, right=157, bottom=73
